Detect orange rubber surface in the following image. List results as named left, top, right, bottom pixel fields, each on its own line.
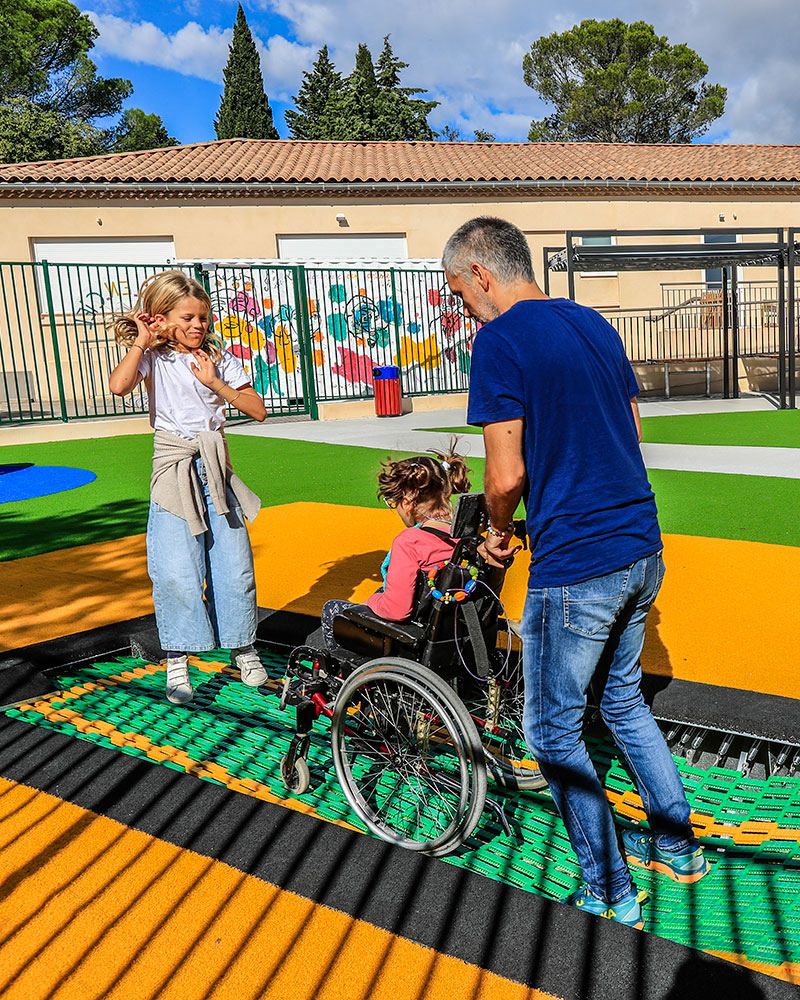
left=2, top=502, right=799, bottom=700
left=0, top=776, right=560, bottom=1000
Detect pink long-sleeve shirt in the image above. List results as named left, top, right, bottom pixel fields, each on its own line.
left=366, top=524, right=458, bottom=621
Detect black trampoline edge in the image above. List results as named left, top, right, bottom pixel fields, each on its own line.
left=0, top=716, right=792, bottom=1000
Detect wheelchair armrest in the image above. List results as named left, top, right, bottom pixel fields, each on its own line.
left=334, top=606, right=427, bottom=648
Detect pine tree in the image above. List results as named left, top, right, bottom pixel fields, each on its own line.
left=329, top=42, right=380, bottom=141
left=285, top=45, right=342, bottom=140
left=214, top=4, right=278, bottom=140
left=373, top=36, right=437, bottom=140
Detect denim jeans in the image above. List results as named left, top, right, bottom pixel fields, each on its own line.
left=520, top=552, right=696, bottom=902
left=146, top=459, right=257, bottom=651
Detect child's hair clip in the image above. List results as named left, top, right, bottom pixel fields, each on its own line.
left=441, top=460, right=451, bottom=472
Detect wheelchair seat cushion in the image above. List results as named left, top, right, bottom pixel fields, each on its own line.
left=333, top=605, right=426, bottom=652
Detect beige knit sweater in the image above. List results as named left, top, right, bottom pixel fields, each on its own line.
left=150, top=429, right=260, bottom=536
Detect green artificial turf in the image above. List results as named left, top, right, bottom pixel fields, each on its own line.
left=0, top=434, right=443, bottom=561
left=416, top=425, right=479, bottom=435
left=421, top=410, right=800, bottom=449
left=641, top=409, right=800, bottom=448
left=4, top=431, right=800, bottom=561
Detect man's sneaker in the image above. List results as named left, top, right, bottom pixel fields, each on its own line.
left=234, top=647, right=268, bottom=687
left=165, top=654, right=193, bottom=705
left=622, top=829, right=709, bottom=884
left=562, top=885, right=647, bottom=929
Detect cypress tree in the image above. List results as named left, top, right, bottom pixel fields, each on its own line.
left=285, top=45, right=343, bottom=140
left=215, top=4, right=278, bottom=140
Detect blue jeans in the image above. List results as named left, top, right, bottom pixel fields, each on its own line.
left=146, top=460, right=257, bottom=652
left=520, top=552, right=696, bottom=902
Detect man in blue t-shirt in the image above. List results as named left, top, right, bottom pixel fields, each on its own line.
left=443, top=217, right=708, bottom=929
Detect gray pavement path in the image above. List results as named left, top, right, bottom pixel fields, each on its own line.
left=228, top=396, right=796, bottom=478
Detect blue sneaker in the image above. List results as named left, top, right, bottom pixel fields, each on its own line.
left=622, top=829, right=709, bottom=884
left=562, top=884, right=647, bottom=929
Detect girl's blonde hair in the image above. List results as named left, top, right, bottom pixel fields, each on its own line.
left=378, top=437, right=471, bottom=516
left=111, top=270, right=225, bottom=362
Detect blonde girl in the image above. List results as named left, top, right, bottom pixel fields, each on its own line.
left=109, top=270, right=267, bottom=704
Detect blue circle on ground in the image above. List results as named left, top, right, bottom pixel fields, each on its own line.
left=0, top=464, right=97, bottom=503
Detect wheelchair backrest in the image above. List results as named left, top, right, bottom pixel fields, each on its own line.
left=413, top=493, right=508, bottom=675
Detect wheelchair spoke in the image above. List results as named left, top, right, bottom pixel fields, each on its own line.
left=331, top=661, right=487, bottom=852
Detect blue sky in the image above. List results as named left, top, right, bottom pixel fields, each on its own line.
left=80, top=1, right=800, bottom=145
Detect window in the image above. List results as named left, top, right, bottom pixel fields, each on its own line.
left=579, top=235, right=617, bottom=277
left=277, top=233, right=408, bottom=261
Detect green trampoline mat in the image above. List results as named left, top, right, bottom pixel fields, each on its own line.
left=7, top=648, right=800, bottom=974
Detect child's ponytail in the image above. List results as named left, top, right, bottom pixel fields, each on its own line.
left=377, top=436, right=471, bottom=517
left=431, top=435, right=471, bottom=496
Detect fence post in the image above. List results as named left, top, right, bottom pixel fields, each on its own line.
left=389, top=268, right=404, bottom=389
left=292, top=265, right=319, bottom=420
left=41, top=260, right=69, bottom=422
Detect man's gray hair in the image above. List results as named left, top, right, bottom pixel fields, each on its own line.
left=442, top=216, right=534, bottom=284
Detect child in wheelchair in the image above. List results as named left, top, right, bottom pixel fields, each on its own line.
left=319, top=443, right=471, bottom=653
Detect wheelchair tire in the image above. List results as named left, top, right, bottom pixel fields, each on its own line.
left=330, top=657, right=488, bottom=857
left=280, top=754, right=311, bottom=794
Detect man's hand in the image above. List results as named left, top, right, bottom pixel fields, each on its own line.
left=478, top=536, right=521, bottom=568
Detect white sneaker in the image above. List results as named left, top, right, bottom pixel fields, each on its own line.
left=234, top=647, right=267, bottom=687
left=165, top=655, right=193, bottom=705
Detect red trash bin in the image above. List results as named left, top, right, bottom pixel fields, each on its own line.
left=373, top=365, right=402, bottom=417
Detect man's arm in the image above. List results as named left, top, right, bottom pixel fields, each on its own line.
left=630, top=397, right=642, bottom=443
left=482, top=418, right=526, bottom=561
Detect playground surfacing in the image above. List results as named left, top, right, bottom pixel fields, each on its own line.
left=2, top=404, right=800, bottom=997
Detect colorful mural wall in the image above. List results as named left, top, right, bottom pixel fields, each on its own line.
left=206, top=263, right=478, bottom=407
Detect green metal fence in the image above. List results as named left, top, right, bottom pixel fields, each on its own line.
left=0, top=260, right=475, bottom=425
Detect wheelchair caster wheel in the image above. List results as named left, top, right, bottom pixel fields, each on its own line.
left=280, top=754, right=311, bottom=794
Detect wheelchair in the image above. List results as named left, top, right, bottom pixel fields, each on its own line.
left=279, top=493, right=546, bottom=857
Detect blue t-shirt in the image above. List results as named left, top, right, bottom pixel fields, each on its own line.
left=467, top=298, right=661, bottom=587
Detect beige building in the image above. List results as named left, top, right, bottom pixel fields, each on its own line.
left=1, top=138, right=799, bottom=420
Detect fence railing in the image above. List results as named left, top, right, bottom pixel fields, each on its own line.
left=0, top=260, right=478, bottom=425
left=4, top=261, right=796, bottom=426
left=603, top=288, right=799, bottom=363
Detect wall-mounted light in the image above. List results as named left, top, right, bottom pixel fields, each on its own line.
left=335, top=212, right=348, bottom=228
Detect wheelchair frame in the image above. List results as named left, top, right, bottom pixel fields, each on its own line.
left=279, top=492, right=545, bottom=856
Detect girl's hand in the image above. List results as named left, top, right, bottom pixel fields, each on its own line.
left=190, top=349, right=219, bottom=388
left=133, top=312, right=159, bottom=350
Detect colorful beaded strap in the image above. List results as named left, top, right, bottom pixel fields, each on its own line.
left=426, top=559, right=479, bottom=603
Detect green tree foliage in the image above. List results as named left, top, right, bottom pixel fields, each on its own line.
left=473, top=129, right=495, bottom=142
left=285, top=45, right=342, bottom=139
left=112, top=108, right=178, bottom=153
left=215, top=4, right=278, bottom=140
left=0, top=0, right=175, bottom=161
left=287, top=35, right=437, bottom=141
left=523, top=19, right=726, bottom=143
left=0, top=97, right=105, bottom=161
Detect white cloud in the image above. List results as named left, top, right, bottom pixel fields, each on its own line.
left=87, top=9, right=315, bottom=99
left=88, top=0, right=800, bottom=143
left=258, top=0, right=800, bottom=142
left=87, top=12, right=232, bottom=83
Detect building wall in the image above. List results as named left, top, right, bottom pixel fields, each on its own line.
left=3, top=193, right=800, bottom=310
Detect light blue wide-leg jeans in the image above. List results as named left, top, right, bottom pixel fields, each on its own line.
left=521, top=552, right=697, bottom=902
left=147, top=459, right=257, bottom=652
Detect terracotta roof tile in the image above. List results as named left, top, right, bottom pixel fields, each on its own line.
left=1, top=138, right=799, bottom=186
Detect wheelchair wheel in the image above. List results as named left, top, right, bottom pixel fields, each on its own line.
left=280, top=754, right=311, bottom=794
left=464, top=652, right=548, bottom=793
left=330, top=657, right=487, bottom=857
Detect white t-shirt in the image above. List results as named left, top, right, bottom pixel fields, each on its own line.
left=137, top=348, right=249, bottom=440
